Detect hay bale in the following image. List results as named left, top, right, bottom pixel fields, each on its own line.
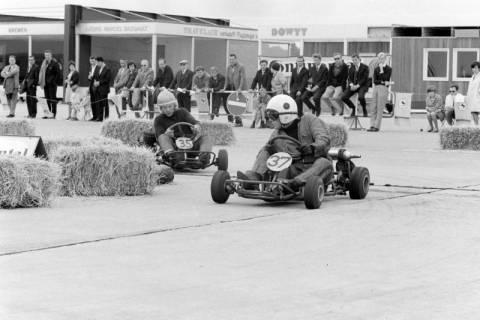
left=440, top=126, right=480, bottom=150
left=101, top=119, right=153, bottom=146
left=52, top=145, right=157, bottom=196
left=43, top=136, right=122, bottom=157
left=200, top=122, right=236, bottom=146
left=0, top=155, right=61, bottom=208
left=154, top=164, right=174, bottom=185
left=0, top=119, right=35, bottom=136
left=326, top=123, right=348, bottom=147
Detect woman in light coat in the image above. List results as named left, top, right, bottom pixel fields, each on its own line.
left=466, top=61, right=480, bottom=125
left=1, top=55, right=20, bottom=117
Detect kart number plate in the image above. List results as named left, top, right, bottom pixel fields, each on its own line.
left=266, top=152, right=292, bottom=172
left=176, top=137, right=193, bottom=150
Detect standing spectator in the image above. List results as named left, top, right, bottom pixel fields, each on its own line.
left=341, top=53, right=370, bottom=117
left=153, top=58, right=174, bottom=104
left=250, top=59, right=272, bottom=92
left=125, top=62, right=137, bottom=112
left=321, top=52, right=349, bottom=116
left=131, top=59, right=154, bottom=118
left=466, top=61, right=480, bottom=125
left=251, top=87, right=270, bottom=128
left=270, top=62, right=287, bottom=95
left=22, top=56, right=39, bottom=118
left=192, top=66, right=210, bottom=92
left=113, top=59, right=130, bottom=115
left=302, top=53, right=328, bottom=116
left=39, top=50, right=60, bottom=119
left=64, top=61, right=79, bottom=120
left=1, top=55, right=20, bottom=118
left=289, top=56, right=309, bottom=117
left=368, top=52, right=392, bottom=132
left=170, top=60, right=193, bottom=112
left=425, top=86, right=444, bottom=132
left=224, top=53, right=247, bottom=126
left=444, top=84, right=464, bottom=125
left=92, top=57, right=111, bottom=122
left=208, top=66, right=231, bottom=121
left=87, top=56, right=98, bottom=121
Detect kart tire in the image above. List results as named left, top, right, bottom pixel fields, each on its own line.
left=211, top=170, right=231, bottom=204
left=304, top=176, right=325, bottom=209
left=216, top=149, right=228, bottom=171
left=349, top=167, right=370, bottom=199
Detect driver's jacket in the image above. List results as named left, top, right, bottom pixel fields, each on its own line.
left=267, top=113, right=331, bottom=159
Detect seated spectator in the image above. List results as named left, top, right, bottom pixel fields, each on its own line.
left=425, top=86, right=444, bottom=132
left=444, top=84, right=464, bottom=125
left=251, top=87, right=270, bottom=129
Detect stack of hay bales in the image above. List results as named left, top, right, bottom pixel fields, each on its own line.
left=326, top=123, right=348, bottom=147
left=0, top=155, right=61, bottom=208
left=0, top=119, right=35, bottom=136
left=43, top=136, right=123, bottom=157
left=440, top=127, right=480, bottom=150
left=199, top=122, right=235, bottom=145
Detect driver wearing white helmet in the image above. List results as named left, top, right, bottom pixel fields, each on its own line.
left=154, top=90, right=212, bottom=165
left=237, top=94, right=333, bottom=189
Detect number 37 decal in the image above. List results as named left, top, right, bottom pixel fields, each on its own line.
left=266, top=152, right=293, bottom=172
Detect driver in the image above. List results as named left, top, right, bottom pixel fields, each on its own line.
left=237, top=94, right=333, bottom=189
left=154, top=90, right=212, bottom=166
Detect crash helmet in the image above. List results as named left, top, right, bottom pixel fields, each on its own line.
left=266, top=94, right=298, bottom=127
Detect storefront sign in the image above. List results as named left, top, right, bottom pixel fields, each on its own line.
left=0, top=23, right=63, bottom=35
left=271, top=27, right=307, bottom=37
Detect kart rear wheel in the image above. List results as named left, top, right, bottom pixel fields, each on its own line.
left=304, top=176, right=324, bottom=209
left=211, top=170, right=231, bottom=204
left=349, top=167, right=370, bottom=199
left=216, top=149, right=228, bottom=171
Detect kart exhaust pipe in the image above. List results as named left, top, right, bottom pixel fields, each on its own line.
left=328, top=148, right=360, bottom=160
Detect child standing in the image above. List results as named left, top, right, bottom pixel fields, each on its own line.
left=251, top=87, right=270, bottom=128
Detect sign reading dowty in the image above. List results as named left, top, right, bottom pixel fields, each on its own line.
left=271, top=27, right=308, bottom=37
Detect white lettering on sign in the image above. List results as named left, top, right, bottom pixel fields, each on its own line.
left=184, top=27, right=218, bottom=37
left=8, top=27, right=28, bottom=33
left=271, top=28, right=308, bottom=37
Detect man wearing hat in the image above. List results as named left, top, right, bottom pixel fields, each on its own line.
left=170, top=60, right=193, bottom=111
left=154, top=90, right=212, bottom=167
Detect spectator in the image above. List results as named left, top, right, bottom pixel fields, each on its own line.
left=466, top=61, right=480, bottom=125
left=270, top=62, right=287, bottom=95
left=224, top=53, right=246, bottom=127
left=92, top=56, right=111, bottom=122
left=444, top=84, right=464, bottom=125
left=87, top=56, right=98, bottom=121
left=341, top=53, right=370, bottom=117
left=368, top=52, right=392, bottom=132
left=425, top=86, right=444, bottom=132
left=1, top=55, right=20, bottom=118
left=22, top=55, right=39, bottom=118
left=289, top=56, right=309, bottom=117
left=251, top=87, right=270, bottom=128
left=250, top=59, right=272, bottom=92
left=131, top=59, right=154, bottom=118
left=153, top=58, right=174, bottom=104
left=192, top=66, right=210, bottom=92
left=170, top=59, right=193, bottom=112
left=208, top=66, right=232, bottom=121
left=125, top=62, right=137, bottom=112
left=322, top=52, right=349, bottom=116
left=302, top=53, right=328, bottom=116
left=39, top=50, right=61, bottom=119
left=64, top=61, right=79, bottom=120
left=113, top=59, right=130, bottom=115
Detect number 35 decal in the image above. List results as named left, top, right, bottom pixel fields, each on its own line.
left=266, top=152, right=293, bottom=172
left=176, top=137, right=194, bottom=150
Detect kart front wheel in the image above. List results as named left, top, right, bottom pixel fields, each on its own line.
left=211, top=170, right=231, bottom=204
left=216, top=149, right=228, bottom=171
left=349, top=167, right=370, bottom=199
left=304, top=176, right=325, bottom=209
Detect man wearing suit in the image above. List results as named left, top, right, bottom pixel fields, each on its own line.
left=250, top=59, right=272, bottom=92
left=131, top=59, right=154, bottom=118
left=92, top=56, right=111, bottom=122
left=23, top=56, right=39, bottom=118
left=321, top=52, right=349, bottom=116
left=290, top=56, right=309, bottom=117
left=302, top=53, right=328, bottom=116
left=113, top=59, right=130, bottom=113
left=153, top=58, right=174, bottom=105
left=43, top=50, right=61, bottom=119
left=341, top=53, right=370, bottom=117
left=208, top=66, right=231, bottom=121
left=170, top=60, right=193, bottom=112
left=88, top=56, right=98, bottom=121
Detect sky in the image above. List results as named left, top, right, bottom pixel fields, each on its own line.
left=1, top=0, right=480, bottom=28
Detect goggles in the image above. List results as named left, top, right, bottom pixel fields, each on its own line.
left=266, top=109, right=280, bottom=121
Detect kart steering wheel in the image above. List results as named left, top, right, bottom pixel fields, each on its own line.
left=268, top=135, right=302, bottom=158
left=166, top=122, right=198, bottom=139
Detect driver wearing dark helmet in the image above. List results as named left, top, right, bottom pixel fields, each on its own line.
left=237, top=94, right=333, bottom=189
left=154, top=90, right=212, bottom=166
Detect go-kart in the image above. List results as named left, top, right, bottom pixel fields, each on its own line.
left=157, top=122, right=228, bottom=171
left=210, top=135, right=370, bottom=209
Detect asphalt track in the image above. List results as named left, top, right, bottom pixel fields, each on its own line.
left=1, top=104, right=479, bottom=319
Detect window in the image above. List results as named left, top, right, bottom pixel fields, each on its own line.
left=347, top=41, right=390, bottom=56
left=261, top=42, right=299, bottom=57
left=453, top=48, right=480, bottom=81
left=423, top=48, right=449, bottom=81
left=304, top=42, right=343, bottom=57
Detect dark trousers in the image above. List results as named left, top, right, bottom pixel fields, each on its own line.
left=44, top=84, right=57, bottom=116
left=26, top=88, right=37, bottom=117
left=177, top=92, right=191, bottom=112
left=302, top=88, right=326, bottom=116
left=342, top=86, right=368, bottom=116
left=290, top=92, right=304, bottom=117
left=94, top=93, right=108, bottom=121
left=210, top=92, right=234, bottom=122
